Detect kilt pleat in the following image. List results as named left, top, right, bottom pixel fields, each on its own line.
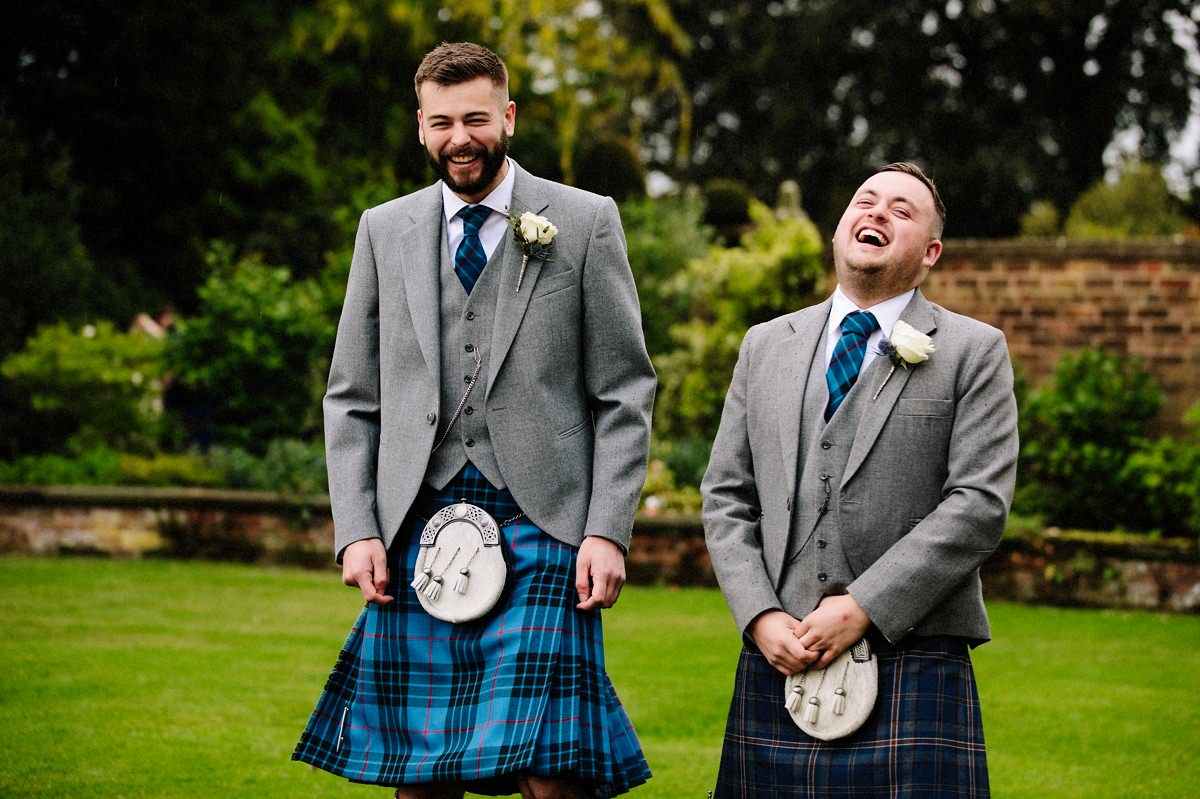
left=293, top=467, right=650, bottom=797
left=714, top=636, right=988, bottom=799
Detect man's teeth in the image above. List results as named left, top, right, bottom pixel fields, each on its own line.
left=857, top=230, right=885, bottom=245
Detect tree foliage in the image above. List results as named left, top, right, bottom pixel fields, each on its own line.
left=1, top=320, right=167, bottom=451
left=164, top=244, right=337, bottom=453
left=1064, top=160, right=1194, bottom=238
left=653, top=201, right=827, bottom=444
left=667, top=0, right=1199, bottom=237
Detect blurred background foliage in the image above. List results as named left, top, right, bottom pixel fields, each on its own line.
left=2, top=1, right=1199, bottom=536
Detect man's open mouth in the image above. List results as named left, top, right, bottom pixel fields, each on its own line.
left=856, top=228, right=888, bottom=247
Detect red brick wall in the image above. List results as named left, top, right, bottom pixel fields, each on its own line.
left=920, top=239, right=1200, bottom=434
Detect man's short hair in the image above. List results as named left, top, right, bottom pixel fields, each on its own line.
left=878, top=162, right=946, bottom=237
left=414, top=42, right=508, bottom=96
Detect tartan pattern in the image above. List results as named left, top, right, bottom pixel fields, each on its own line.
left=454, top=205, right=492, bottom=294
left=294, top=465, right=651, bottom=796
left=714, top=637, right=989, bottom=799
left=824, top=310, right=880, bottom=421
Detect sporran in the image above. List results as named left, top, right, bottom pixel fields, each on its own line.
left=784, top=637, right=878, bottom=740
left=410, top=502, right=508, bottom=623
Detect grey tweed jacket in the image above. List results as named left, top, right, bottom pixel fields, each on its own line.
left=701, top=290, right=1018, bottom=643
left=323, top=162, right=656, bottom=561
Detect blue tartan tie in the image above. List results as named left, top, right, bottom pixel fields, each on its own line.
left=825, top=310, right=880, bottom=421
left=454, top=205, right=492, bottom=293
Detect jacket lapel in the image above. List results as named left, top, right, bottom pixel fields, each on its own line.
left=488, top=164, right=547, bottom=392
left=775, top=301, right=831, bottom=495
left=401, top=188, right=446, bottom=378
left=843, top=290, right=938, bottom=484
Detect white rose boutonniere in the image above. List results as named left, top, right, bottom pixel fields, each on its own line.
left=506, top=208, right=557, bottom=292
left=872, top=320, right=935, bottom=400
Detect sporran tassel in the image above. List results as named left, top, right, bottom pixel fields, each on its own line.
left=453, top=568, right=470, bottom=595
left=785, top=684, right=805, bottom=713
left=803, top=696, right=821, bottom=724
left=833, top=687, right=847, bottom=715
left=423, top=576, right=442, bottom=601
left=411, top=548, right=437, bottom=592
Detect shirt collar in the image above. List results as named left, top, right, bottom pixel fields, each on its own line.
left=441, top=157, right=516, bottom=223
left=829, top=285, right=915, bottom=337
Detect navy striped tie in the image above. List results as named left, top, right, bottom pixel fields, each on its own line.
left=825, top=310, right=880, bottom=421
left=454, top=205, right=492, bottom=294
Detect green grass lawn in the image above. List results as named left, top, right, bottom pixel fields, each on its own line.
left=0, top=556, right=1196, bottom=798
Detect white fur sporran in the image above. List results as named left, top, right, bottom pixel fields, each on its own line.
left=783, top=637, right=878, bottom=740
left=410, top=502, right=507, bottom=623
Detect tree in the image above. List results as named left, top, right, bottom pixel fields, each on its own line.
left=1, top=0, right=305, bottom=316
left=662, top=0, right=1198, bottom=238
left=164, top=244, right=337, bottom=453
left=1064, top=160, right=1193, bottom=238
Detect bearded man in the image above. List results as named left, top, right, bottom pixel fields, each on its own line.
left=294, top=42, right=656, bottom=799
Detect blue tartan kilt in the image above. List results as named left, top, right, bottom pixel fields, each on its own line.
left=714, top=636, right=989, bottom=799
left=293, top=468, right=651, bottom=796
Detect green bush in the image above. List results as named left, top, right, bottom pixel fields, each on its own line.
left=1, top=320, right=167, bottom=452
left=165, top=243, right=337, bottom=453
left=1016, top=348, right=1165, bottom=533
left=620, top=195, right=716, bottom=359
left=574, top=134, right=646, bottom=202
left=0, top=440, right=326, bottom=495
left=209, top=439, right=328, bottom=494
left=0, top=445, right=124, bottom=486
left=1120, top=404, right=1200, bottom=539
left=653, top=200, right=827, bottom=443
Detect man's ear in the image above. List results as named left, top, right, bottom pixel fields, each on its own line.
left=417, top=110, right=425, bottom=145
left=923, top=238, right=943, bottom=270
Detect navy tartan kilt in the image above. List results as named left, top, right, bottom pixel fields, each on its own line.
left=293, top=467, right=651, bottom=796
left=715, top=636, right=989, bottom=799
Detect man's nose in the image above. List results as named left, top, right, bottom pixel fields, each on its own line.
left=449, top=124, right=472, bottom=147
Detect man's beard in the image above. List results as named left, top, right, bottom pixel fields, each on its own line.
left=426, top=130, right=509, bottom=197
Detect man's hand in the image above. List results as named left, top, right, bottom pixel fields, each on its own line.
left=342, top=538, right=394, bottom=605
left=748, top=610, right=821, bottom=676
left=792, top=594, right=871, bottom=669
left=575, top=536, right=626, bottom=611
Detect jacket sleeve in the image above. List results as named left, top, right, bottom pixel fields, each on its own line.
left=323, top=209, right=385, bottom=562
left=579, top=197, right=657, bottom=550
left=701, top=327, right=787, bottom=634
left=847, top=328, right=1019, bottom=641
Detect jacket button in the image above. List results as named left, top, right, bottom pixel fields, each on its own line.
left=786, top=497, right=792, bottom=511
left=465, top=343, right=475, bottom=352
left=465, top=438, right=475, bottom=447
left=464, top=375, right=472, bottom=384
left=817, top=539, right=827, bottom=548
left=817, top=572, right=828, bottom=582
left=821, top=440, right=832, bottom=450
left=464, top=406, right=474, bottom=415
left=466, top=311, right=476, bottom=320
left=426, top=412, right=437, bottom=424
